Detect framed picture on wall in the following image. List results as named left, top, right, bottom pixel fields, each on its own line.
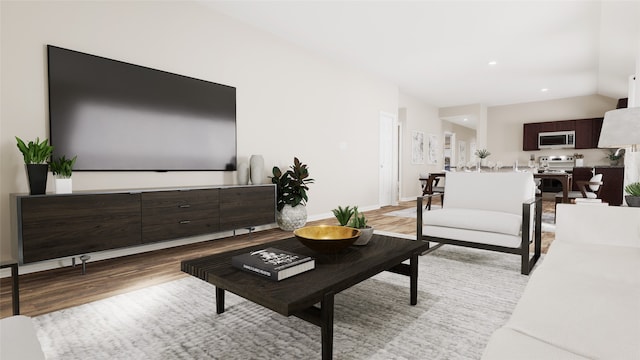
left=411, top=131, right=424, bottom=164
left=427, top=134, right=439, bottom=164
left=458, top=140, right=467, bottom=165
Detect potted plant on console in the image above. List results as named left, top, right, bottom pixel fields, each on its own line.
left=49, top=155, right=77, bottom=194
left=271, top=157, right=314, bottom=231
left=15, top=136, right=53, bottom=195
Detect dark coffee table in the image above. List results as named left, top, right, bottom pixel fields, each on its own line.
left=181, top=233, right=430, bottom=359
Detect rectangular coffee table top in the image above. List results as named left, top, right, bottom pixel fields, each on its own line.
left=181, top=234, right=429, bottom=316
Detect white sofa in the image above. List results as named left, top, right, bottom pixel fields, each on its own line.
left=482, top=204, right=640, bottom=359
left=417, top=171, right=542, bottom=274
left=0, top=315, right=45, bottom=360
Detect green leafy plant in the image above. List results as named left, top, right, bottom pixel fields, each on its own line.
left=624, top=182, right=640, bottom=196
left=348, top=206, right=368, bottom=229
left=607, top=149, right=624, bottom=161
left=49, top=155, right=77, bottom=178
left=15, top=136, right=53, bottom=164
left=332, top=205, right=354, bottom=226
left=270, top=157, right=315, bottom=211
left=474, top=149, right=491, bottom=159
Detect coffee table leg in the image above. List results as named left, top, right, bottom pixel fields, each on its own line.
left=216, top=287, right=225, bottom=314
left=321, top=292, right=335, bottom=360
left=410, top=254, right=418, bottom=305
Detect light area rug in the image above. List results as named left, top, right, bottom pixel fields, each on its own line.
left=34, top=246, right=532, bottom=360
left=386, top=206, right=556, bottom=233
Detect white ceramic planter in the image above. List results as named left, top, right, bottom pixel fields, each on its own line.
left=353, top=226, right=374, bottom=245
left=55, top=178, right=72, bottom=194
left=277, top=204, right=307, bottom=231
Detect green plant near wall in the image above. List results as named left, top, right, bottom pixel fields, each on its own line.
left=270, top=157, right=315, bottom=211
left=15, top=136, right=53, bottom=164
left=49, top=155, right=77, bottom=179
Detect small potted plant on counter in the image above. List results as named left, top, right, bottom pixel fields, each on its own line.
left=475, top=149, right=491, bottom=167
left=606, top=149, right=624, bottom=166
left=624, top=182, right=640, bottom=207
left=15, top=136, right=54, bottom=195
left=49, top=155, right=77, bottom=194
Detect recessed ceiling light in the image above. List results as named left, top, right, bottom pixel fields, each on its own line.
left=488, top=61, right=497, bottom=66
left=541, top=88, right=549, bottom=92
left=463, top=118, right=468, bottom=122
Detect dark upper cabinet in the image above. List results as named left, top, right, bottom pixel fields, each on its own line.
left=523, top=118, right=603, bottom=151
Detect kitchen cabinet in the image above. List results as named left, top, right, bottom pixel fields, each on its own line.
left=523, top=118, right=603, bottom=151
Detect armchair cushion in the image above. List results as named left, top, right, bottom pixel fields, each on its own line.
left=422, top=209, right=522, bottom=236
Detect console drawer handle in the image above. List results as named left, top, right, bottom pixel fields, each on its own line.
left=179, top=204, right=191, bottom=208
left=179, top=220, right=191, bottom=224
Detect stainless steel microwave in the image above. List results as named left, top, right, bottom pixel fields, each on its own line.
left=538, top=131, right=575, bottom=149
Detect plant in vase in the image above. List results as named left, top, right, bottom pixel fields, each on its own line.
left=348, top=206, right=374, bottom=246
left=475, top=148, right=491, bottom=168
left=49, top=155, right=77, bottom=194
left=606, top=149, right=624, bottom=166
left=15, top=136, right=54, bottom=195
left=270, top=157, right=314, bottom=231
left=624, top=182, right=640, bottom=207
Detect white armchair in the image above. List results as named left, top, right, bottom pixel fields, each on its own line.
left=417, top=172, right=542, bottom=275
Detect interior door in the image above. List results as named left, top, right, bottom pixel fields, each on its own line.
left=379, top=112, right=397, bottom=206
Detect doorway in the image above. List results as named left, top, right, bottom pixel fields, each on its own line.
left=379, top=112, right=398, bottom=206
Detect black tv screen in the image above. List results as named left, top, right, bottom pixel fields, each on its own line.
left=47, top=45, right=236, bottom=171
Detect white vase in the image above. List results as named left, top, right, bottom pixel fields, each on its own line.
left=55, top=178, right=72, bottom=194
left=353, top=226, right=374, bottom=246
left=276, top=204, right=307, bottom=231
left=237, top=162, right=249, bottom=185
left=250, top=155, right=264, bottom=185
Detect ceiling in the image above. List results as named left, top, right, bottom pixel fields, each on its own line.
left=202, top=1, right=639, bottom=116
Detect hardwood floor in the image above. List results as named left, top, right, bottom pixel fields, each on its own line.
left=0, top=198, right=555, bottom=319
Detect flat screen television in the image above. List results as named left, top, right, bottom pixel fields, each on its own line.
left=47, top=45, right=237, bottom=171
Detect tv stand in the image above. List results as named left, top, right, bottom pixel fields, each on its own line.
left=11, top=185, right=276, bottom=264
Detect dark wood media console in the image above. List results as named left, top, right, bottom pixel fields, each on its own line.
left=12, top=184, right=276, bottom=264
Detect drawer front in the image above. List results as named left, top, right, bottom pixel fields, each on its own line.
left=19, top=193, right=142, bottom=263
left=219, top=185, right=276, bottom=231
left=141, top=189, right=219, bottom=242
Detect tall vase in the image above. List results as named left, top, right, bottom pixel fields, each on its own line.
left=276, top=204, right=307, bottom=231
left=237, top=161, right=249, bottom=185
left=26, top=164, right=48, bottom=195
left=250, top=155, right=264, bottom=185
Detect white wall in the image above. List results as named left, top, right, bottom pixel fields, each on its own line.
left=398, top=92, right=440, bottom=200
left=487, top=94, right=618, bottom=167
left=0, top=1, right=398, bottom=259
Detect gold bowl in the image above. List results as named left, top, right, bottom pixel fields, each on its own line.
left=293, top=225, right=361, bottom=254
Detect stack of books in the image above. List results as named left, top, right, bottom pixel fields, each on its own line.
left=231, top=247, right=315, bottom=281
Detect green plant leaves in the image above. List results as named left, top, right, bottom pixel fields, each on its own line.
left=49, top=155, right=77, bottom=178
left=270, top=157, right=315, bottom=211
left=624, top=182, right=640, bottom=196
left=15, top=136, right=54, bottom=164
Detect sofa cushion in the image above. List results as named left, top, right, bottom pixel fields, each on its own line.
left=481, top=327, right=589, bottom=360
left=443, top=172, right=535, bottom=215
left=423, top=208, right=522, bottom=236
left=0, top=315, right=45, bottom=360
left=543, top=241, right=640, bottom=285
left=506, top=266, right=640, bottom=359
